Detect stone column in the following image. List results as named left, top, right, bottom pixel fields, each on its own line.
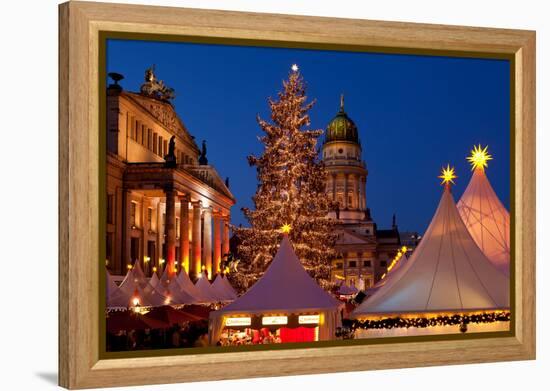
left=122, top=189, right=132, bottom=268
left=355, top=176, right=361, bottom=210
left=156, top=199, right=164, bottom=270
left=362, top=176, right=367, bottom=210
left=343, top=174, right=349, bottom=209
left=222, top=216, right=230, bottom=262
left=179, top=195, right=190, bottom=274
left=141, top=197, right=149, bottom=274
left=213, top=212, right=222, bottom=276
left=164, top=186, right=177, bottom=278
left=191, top=200, right=202, bottom=278
left=203, top=206, right=213, bottom=279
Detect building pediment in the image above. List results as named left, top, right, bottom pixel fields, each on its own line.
left=337, top=229, right=377, bottom=245
left=186, top=165, right=234, bottom=201
left=123, top=92, right=198, bottom=152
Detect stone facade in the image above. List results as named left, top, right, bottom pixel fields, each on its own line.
left=106, top=74, right=235, bottom=280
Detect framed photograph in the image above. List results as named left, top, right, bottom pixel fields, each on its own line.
left=59, top=1, right=536, bottom=389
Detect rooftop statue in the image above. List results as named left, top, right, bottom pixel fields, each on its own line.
left=140, top=65, right=176, bottom=102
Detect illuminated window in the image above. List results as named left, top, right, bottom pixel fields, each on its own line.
left=130, top=202, right=137, bottom=227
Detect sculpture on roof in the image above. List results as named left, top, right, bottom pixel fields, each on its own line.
left=140, top=65, right=176, bottom=102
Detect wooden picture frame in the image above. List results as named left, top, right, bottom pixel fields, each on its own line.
left=59, top=1, right=536, bottom=389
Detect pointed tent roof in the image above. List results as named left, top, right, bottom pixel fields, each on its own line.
left=194, top=272, right=221, bottom=303
left=176, top=270, right=207, bottom=303
left=149, top=272, right=160, bottom=289
left=221, top=275, right=238, bottom=298
left=211, top=274, right=237, bottom=301
left=353, top=185, right=509, bottom=317
left=338, top=283, right=358, bottom=296
left=457, top=168, right=510, bottom=275
left=163, top=277, right=198, bottom=305
left=106, top=269, right=119, bottom=299
left=107, top=262, right=168, bottom=308
left=215, top=236, right=341, bottom=315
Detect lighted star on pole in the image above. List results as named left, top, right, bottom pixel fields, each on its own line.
left=439, top=164, right=457, bottom=186
left=467, top=144, right=493, bottom=171
left=291, top=64, right=299, bottom=72
left=280, top=224, right=292, bottom=234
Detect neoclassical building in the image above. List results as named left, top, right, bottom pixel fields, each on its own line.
left=105, top=69, right=235, bottom=280
left=322, top=96, right=401, bottom=289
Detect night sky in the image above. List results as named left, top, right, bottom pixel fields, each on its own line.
left=107, top=39, right=510, bottom=234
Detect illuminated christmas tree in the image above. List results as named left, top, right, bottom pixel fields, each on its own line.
left=232, top=64, right=336, bottom=290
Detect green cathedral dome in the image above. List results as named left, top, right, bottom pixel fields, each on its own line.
left=324, top=95, right=359, bottom=144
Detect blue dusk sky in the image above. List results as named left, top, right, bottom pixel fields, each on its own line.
left=106, top=39, right=510, bottom=234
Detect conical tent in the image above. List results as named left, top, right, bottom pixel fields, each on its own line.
left=176, top=270, right=206, bottom=303
left=163, top=277, right=198, bottom=305
left=106, top=269, right=119, bottom=299
left=107, top=262, right=168, bottom=308
left=221, top=275, right=238, bottom=298
left=209, top=235, right=342, bottom=344
left=211, top=274, right=237, bottom=301
left=365, top=254, right=409, bottom=296
left=194, top=272, right=220, bottom=303
left=353, top=181, right=509, bottom=318
left=149, top=272, right=160, bottom=289
left=457, top=167, right=510, bottom=275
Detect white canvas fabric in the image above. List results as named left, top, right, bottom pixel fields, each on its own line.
left=107, top=262, right=168, bottom=308
left=106, top=269, right=119, bottom=299
left=211, top=274, right=238, bottom=301
left=209, top=236, right=342, bottom=344
left=457, top=168, right=510, bottom=275
left=353, top=186, right=509, bottom=318
left=338, top=283, right=358, bottom=296
left=194, top=272, right=221, bottom=303
left=149, top=272, right=160, bottom=289
left=176, top=270, right=207, bottom=303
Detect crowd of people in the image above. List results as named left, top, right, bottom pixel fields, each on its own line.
left=107, top=319, right=209, bottom=351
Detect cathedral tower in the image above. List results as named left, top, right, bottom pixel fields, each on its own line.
left=322, top=95, right=369, bottom=222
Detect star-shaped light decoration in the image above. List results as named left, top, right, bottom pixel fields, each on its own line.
left=439, top=164, right=457, bottom=186
left=291, top=64, right=299, bottom=72
left=467, top=144, right=493, bottom=171
left=280, top=224, right=292, bottom=234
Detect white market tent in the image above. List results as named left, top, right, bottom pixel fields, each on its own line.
left=194, top=272, right=222, bottom=303
left=176, top=270, right=209, bottom=303
left=211, top=274, right=238, bottom=301
left=106, top=269, right=119, bottom=299
left=107, top=262, right=169, bottom=308
left=149, top=272, right=160, bottom=289
left=221, top=274, right=238, bottom=298
left=457, top=166, right=510, bottom=275
left=156, top=266, right=198, bottom=305
left=364, top=254, right=409, bottom=296
left=352, top=184, right=509, bottom=318
left=209, top=235, right=343, bottom=344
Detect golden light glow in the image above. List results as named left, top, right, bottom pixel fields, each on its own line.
left=152, top=266, right=157, bottom=273
left=132, top=297, right=140, bottom=306
left=401, top=246, right=407, bottom=253
left=159, top=258, right=165, bottom=265
left=439, top=164, right=457, bottom=185
left=467, top=144, right=492, bottom=171
left=127, top=264, right=133, bottom=270
left=143, top=256, right=150, bottom=263
left=280, top=224, right=292, bottom=234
